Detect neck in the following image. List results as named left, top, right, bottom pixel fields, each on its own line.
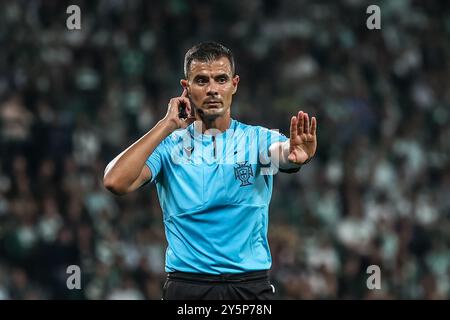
left=195, top=114, right=231, bottom=134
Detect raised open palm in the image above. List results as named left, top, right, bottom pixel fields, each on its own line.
left=288, top=111, right=317, bottom=164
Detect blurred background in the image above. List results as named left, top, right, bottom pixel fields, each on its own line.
left=0, top=0, right=449, bottom=299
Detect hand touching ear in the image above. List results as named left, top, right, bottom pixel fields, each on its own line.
left=163, top=89, right=196, bottom=131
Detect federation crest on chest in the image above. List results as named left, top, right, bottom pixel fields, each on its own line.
left=234, top=161, right=253, bottom=186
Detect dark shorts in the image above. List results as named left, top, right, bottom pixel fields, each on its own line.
left=162, top=270, right=276, bottom=300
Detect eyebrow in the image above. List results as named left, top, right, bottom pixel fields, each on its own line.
left=215, top=73, right=229, bottom=79
left=192, top=73, right=230, bottom=80
left=193, top=73, right=230, bottom=81
left=193, top=75, right=209, bottom=81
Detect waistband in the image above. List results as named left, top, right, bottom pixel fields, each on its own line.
left=167, top=270, right=269, bottom=283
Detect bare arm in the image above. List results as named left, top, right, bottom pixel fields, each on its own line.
left=103, top=89, right=194, bottom=195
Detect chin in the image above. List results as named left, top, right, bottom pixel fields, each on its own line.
left=201, top=108, right=225, bottom=118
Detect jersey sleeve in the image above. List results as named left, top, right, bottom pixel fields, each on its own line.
left=257, top=127, right=300, bottom=174
left=257, top=126, right=287, bottom=160
left=145, top=139, right=167, bottom=183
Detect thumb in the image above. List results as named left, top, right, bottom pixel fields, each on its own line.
left=186, top=116, right=196, bottom=125
left=288, top=153, right=296, bottom=162
left=180, top=116, right=196, bottom=129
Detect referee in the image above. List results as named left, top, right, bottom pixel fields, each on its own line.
left=104, top=42, right=317, bottom=300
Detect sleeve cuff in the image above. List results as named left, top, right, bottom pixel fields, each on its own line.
left=279, top=167, right=301, bottom=174
left=145, top=161, right=158, bottom=183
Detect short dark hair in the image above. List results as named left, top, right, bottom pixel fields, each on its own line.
left=184, top=42, right=235, bottom=78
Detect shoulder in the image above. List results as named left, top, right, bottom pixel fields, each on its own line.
left=150, top=128, right=188, bottom=156
left=164, top=127, right=190, bottom=144
left=233, top=120, right=268, bottom=136
left=235, top=120, right=285, bottom=138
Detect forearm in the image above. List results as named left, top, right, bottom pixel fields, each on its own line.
left=104, top=119, right=174, bottom=191
left=269, top=141, right=304, bottom=170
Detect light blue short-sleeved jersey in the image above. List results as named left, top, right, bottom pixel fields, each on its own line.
left=145, top=119, right=296, bottom=274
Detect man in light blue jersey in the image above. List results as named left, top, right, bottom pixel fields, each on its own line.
left=104, top=42, right=317, bottom=300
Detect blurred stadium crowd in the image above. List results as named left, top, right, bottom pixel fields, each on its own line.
left=0, top=0, right=449, bottom=299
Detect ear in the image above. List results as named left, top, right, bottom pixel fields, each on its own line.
left=180, top=79, right=188, bottom=91
left=232, top=75, right=240, bottom=95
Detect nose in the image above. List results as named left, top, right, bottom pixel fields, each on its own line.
left=206, top=82, right=219, bottom=96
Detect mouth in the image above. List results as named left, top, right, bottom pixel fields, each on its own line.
left=204, top=101, right=222, bottom=108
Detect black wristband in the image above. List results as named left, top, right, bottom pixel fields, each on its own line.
left=302, top=155, right=314, bottom=165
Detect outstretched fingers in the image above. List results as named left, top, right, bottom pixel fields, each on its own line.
left=311, top=116, right=317, bottom=136
left=297, top=111, right=304, bottom=135
left=290, top=116, right=298, bottom=142
left=303, top=112, right=310, bottom=134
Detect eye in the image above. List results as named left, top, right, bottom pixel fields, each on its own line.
left=196, top=77, right=208, bottom=85
left=217, top=76, right=228, bottom=83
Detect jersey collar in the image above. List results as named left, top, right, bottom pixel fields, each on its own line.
left=188, top=118, right=237, bottom=142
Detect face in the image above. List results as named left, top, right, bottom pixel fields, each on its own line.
left=181, top=57, right=239, bottom=120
